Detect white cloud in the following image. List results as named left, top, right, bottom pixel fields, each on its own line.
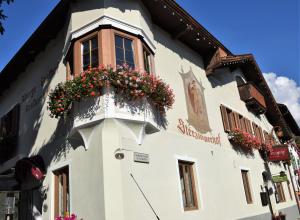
left=263, top=72, right=300, bottom=126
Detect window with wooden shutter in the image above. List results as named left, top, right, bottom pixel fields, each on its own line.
left=227, top=109, right=237, bottom=131
left=178, top=161, right=198, bottom=211
left=240, top=116, right=247, bottom=132
left=233, top=112, right=241, bottom=130
left=220, top=105, right=230, bottom=132
left=241, top=170, right=253, bottom=204
left=252, top=123, right=263, bottom=143
left=245, top=119, right=253, bottom=134
left=54, top=166, right=70, bottom=217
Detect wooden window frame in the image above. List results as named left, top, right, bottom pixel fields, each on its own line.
left=241, top=170, right=253, bottom=204
left=142, top=44, right=154, bottom=74
left=81, top=36, right=99, bottom=70
left=112, top=30, right=140, bottom=69
left=54, top=166, right=70, bottom=217
left=73, top=31, right=101, bottom=77
left=178, top=160, right=199, bottom=211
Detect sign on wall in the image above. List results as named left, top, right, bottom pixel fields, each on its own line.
left=268, top=146, right=290, bottom=162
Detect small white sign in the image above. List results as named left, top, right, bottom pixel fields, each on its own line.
left=134, top=152, right=149, bottom=164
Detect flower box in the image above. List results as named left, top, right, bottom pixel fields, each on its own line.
left=228, top=129, right=261, bottom=151
left=72, top=89, right=161, bottom=134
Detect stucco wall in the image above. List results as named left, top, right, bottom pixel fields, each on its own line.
left=0, top=0, right=298, bottom=220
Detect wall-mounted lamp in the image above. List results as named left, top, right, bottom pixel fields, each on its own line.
left=114, top=148, right=133, bottom=160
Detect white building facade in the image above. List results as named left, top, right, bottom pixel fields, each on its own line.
left=0, top=0, right=299, bottom=220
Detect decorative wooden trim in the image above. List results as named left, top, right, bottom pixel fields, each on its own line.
left=73, top=40, right=81, bottom=77
left=99, top=29, right=114, bottom=66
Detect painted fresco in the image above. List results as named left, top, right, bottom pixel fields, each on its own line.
left=179, top=68, right=211, bottom=133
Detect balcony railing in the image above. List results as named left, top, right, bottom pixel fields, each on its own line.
left=238, top=82, right=266, bottom=114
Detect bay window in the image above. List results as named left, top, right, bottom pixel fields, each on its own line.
left=71, top=28, right=155, bottom=78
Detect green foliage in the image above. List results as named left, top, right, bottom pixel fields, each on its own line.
left=0, top=0, right=14, bottom=35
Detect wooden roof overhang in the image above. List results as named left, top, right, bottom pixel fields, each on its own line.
left=277, top=103, right=300, bottom=136
left=206, top=49, right=293, bottom=140
left=140, top=0, right=232, bottom=66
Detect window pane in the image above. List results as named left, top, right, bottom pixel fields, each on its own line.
left=125, top=51, right=134, bottom=64
left=91, top=50, right=98, bottom=67
left=124, top=38, right=133, bottom=51
left=116, top=48, right=124, bottom=62
left=83, top=41, right=89, bottom=54
left=115, top=35, right=123, bottom=48
left=116, top=59, right=125, bottom=67
left=83, top=54, right=90, bottom=69
left=91, top=37, right=98, bottom=50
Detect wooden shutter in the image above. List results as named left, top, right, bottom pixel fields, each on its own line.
left=233, top=112, right=241, bottom=130
left=258, top=126, right=263, bottom=143
left=240, top=116, right=247, bottom=132
left=241, top=170, right=253, bottom=204
left=245, top=119, right=251, bottom=134
left=220, top=105, right=230, bottom=132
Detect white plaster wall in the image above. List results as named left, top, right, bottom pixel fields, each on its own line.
left=0, top=0, right=297, bottom=219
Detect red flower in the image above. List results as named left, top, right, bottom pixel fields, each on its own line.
left=90, top=91, right=96, bottom=97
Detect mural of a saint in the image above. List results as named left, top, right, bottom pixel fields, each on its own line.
left=179, top=68, right=211, bottom=133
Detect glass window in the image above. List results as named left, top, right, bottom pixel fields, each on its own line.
left=178, top=161, right=198, bottom=211
left=54, top=167, right=70, bottom=217
left=82, top=37, right=98, bottom=70
left=114, top=35, right=135, bottom=68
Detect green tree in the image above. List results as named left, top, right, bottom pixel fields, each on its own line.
left=0, top=0, right=14, bottom=35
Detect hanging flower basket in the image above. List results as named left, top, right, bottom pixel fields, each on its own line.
left=48, top=65, right=175, bottom=118
left=228, top=129, right=262, bottom=151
